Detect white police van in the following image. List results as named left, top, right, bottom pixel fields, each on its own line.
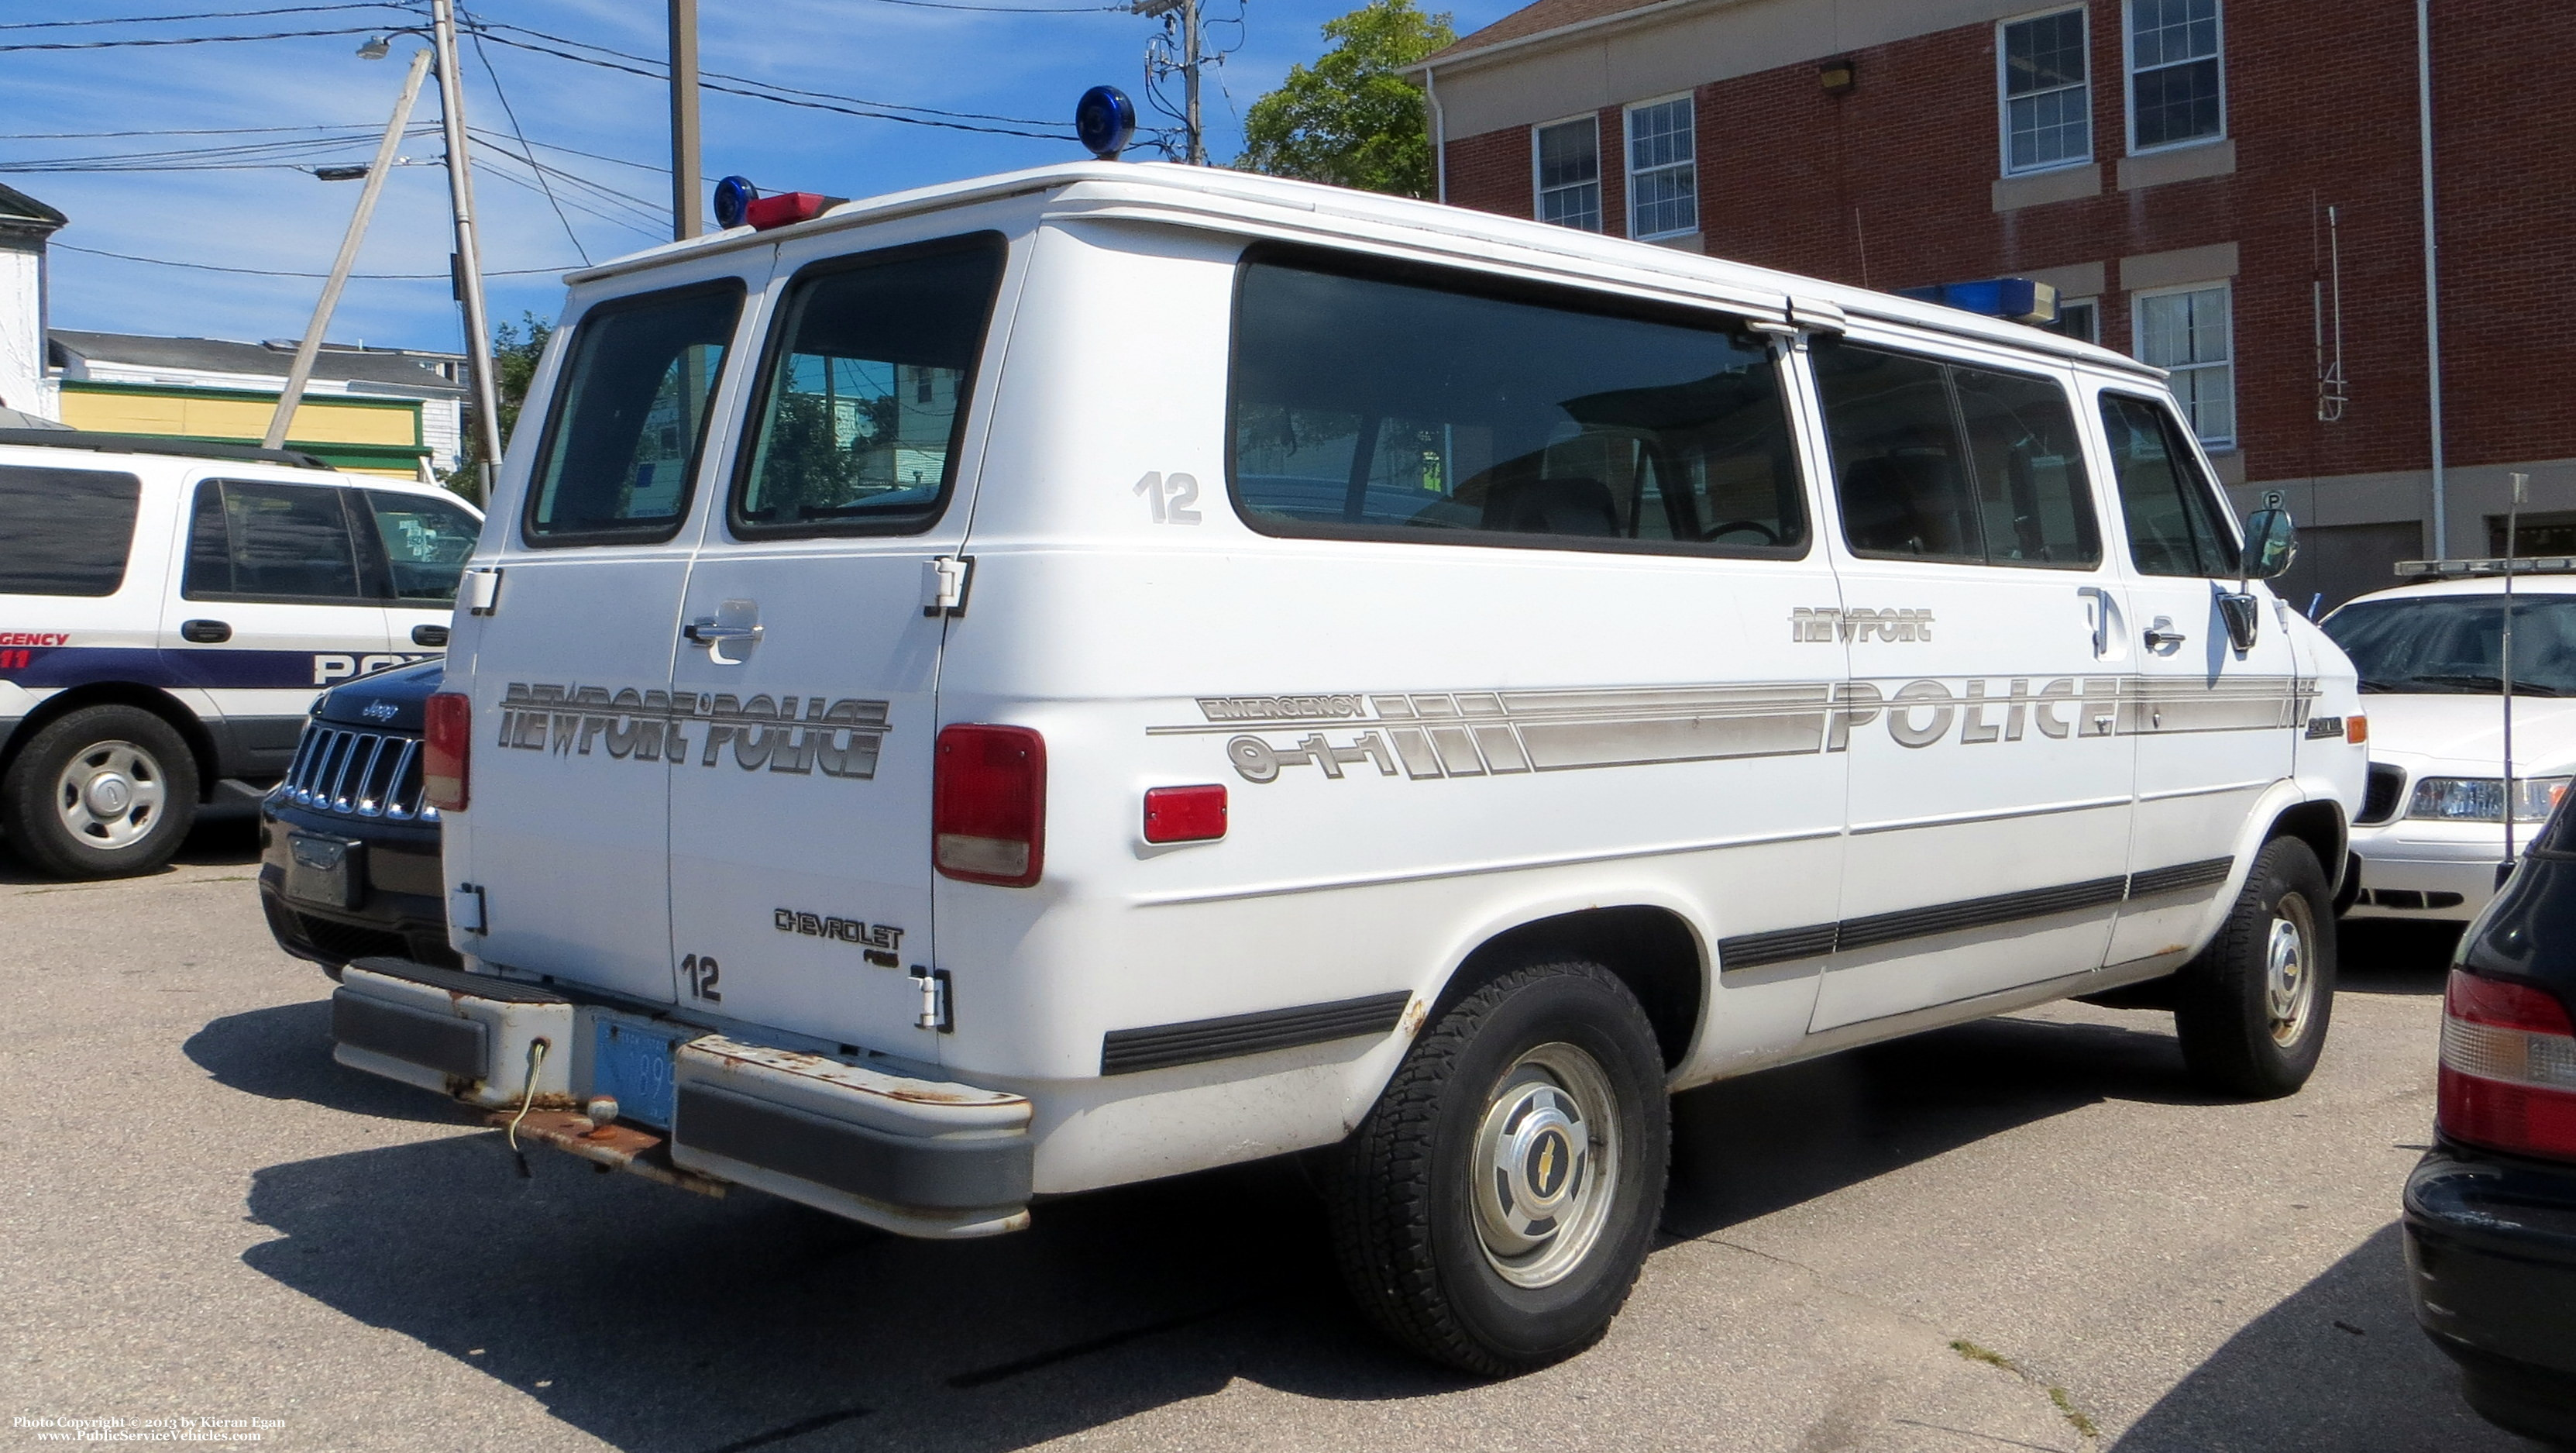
left=0, top=433, right=480, bottom=877
left=330, top=160, right=2365, bottom=1374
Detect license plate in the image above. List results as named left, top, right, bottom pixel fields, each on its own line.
left=589, top=1015, right=690, bottom=1129
left=284, top=833, right=363, bottom=910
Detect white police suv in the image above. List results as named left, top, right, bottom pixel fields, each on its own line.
left=2324, top=563, right=2576, bottom=921
left=0, top=432, right=480, bottom=877
left=325, top=160, right=2366, bottom=1374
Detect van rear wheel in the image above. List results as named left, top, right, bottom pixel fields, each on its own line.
left=2, top=705, right=199, bottom=879
left=2172, top=835, right=2336, bottom=1099
left=1329, top=959, right=1668, bottom=1376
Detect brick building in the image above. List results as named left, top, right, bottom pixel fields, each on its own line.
left=1412, top=0, right=2575, bottom=608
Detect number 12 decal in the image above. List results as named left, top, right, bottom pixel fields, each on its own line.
left=1133, top=470, right=1202, bottom=525
left=679, top=952, right=722, bottom=1003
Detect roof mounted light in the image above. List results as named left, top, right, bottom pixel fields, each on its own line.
left=1896, top=278, right=2059, bottom=326
left=1075, top=85, right=1137, bottom=160
left=712, top=174, right=758, bottom=230
left=2399, top=556, right=2576, bottom=579
left=745, top=191, right=841, bottom=231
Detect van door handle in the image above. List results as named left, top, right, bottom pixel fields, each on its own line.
left=2143, top=616, right=2187, bottom=652
left=683, top=618, right=764, bottom=665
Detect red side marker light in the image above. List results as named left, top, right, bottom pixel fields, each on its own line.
left=423, top=690, right=471, bottom=812
left=1144, top=784, right=1227, bottom=843
left=745, top=191, right=840, bottom=230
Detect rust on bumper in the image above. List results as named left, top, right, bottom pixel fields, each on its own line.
left=485, top=1110, right=729, bottom=1198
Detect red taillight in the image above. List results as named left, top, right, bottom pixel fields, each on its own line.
left=1143, top=784, right=1226, bottom=843
left=423, top=690, right=470, bottom=812
left=934, top=725, right=1045, bottom=887
left=745, top=191, right=837, bottom=230
left=2439, top=968, right=2576, bottom=1162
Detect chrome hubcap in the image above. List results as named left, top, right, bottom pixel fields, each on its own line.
left=54, top=739, right=167, bottom=851
left=1470, top=1042, right=1621, bottom=1289
left=2264, top=895, right=2318, bottom=1046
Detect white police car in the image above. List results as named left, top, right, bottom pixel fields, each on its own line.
left=324, top=159, right=2366, bottom=1374
left=0, top=432, right=480, bottom=877
left=2324, top=563, right=2576, bottom=921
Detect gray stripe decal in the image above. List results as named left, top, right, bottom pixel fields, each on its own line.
left=1102, top=990, right=1412, bottom=1075
left=1718, top=856, right=2237, bottom=972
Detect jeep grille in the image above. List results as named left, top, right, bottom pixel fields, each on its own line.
left=278, top=724, right=435, bottom=821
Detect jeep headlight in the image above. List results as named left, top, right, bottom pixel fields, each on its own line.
left=2406, top=775, right=2571, bottom=822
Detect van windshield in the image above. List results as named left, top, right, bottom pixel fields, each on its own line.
left=2323, top=594, right=2576, bottom=697
left=1228, top=251, right=1806, bottom=553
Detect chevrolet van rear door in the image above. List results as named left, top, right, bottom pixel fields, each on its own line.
left=663, top=229, right=1013, bottom=1053
left=458, top=257, right=766, bottom=1002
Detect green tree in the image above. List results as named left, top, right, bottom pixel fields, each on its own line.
left=442, top=312, right=552, bottom=496
left=1236, top=0, right=1456, bottom=199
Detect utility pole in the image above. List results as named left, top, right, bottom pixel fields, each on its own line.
left=431, top=0, right=503, bottom=503
left=669, top=0, right=701, bottom=239
left=264, top=47, right=431, bottom=451
left=1130, top=0, right=1205, bottom=164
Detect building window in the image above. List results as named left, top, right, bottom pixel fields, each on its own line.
left=2133, top=283, right=2233, bottom=444
left=2048, top=298, right=2100, bottom=344
left=2001, top=9, right=2090, bottom=174
left=1534, top=118, right=1601, bottom=232
left=1625, top=97, right=1697, bottom=239
left=2127, top=0, right=2223, bottom=151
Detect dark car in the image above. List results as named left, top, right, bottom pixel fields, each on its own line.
left=2406, top=790, right=2576, bottom=1446
left=258, top=658, right=454, bottom=976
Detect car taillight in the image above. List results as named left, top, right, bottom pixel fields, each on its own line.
left=934, top=725, right=1044, bottom=886
left=423, top=691, right=470, bottom=812
left=1143, top=784, right=1226, bottom=843
left=2439, top=968, right=2576, bottom=1162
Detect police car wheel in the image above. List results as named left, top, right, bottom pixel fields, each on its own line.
left=1, top=704, right=200, bottom=880
left=2172, top=835, right=2337, bottom=1100
left=1329, top=958, right=1669, bottom=1376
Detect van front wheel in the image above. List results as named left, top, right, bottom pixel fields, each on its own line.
left=2172, top=835, right=2336, bottom=1099
left=1329, top=959, right=1669, bottom=1376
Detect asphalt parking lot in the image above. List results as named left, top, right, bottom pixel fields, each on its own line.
left=0, top=823, right=2542, bottom=1452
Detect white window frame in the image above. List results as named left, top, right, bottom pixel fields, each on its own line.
left=1996, top=5, right=2093, bottom=177
left=2122, top=0, right=2227, bottom=156
left=1530, top=113, right=1602, bottom=233
left=1622, top=92, right=1698, bottom=241
left=2052, top=295, right=2102, bottom=345
left=2131, top=281, right=2234, bottom=446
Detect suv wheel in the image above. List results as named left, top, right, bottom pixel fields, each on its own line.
left=2, top=705, right=200, bottom=879
left=2172, top=835, right=2336, bottom=1099
left=1329, top=958, right=1669, bottom=1376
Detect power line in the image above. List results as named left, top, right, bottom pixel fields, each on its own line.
left=0, top=4, right=411, bottom=30
left=0, top=26, right=383, bottom=52
left=463, top=22, right=588, bottom=263
left=0, top=123, right=401, bottom=139
left=464, top=126, right=665, bottom=175
left=53, top=240, right=569, bottom=278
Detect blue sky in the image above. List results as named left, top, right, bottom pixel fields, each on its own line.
left=2, top=0, right=1509, bottom=357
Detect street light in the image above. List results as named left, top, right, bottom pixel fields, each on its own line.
left=356, top=33, right=391, bottom=59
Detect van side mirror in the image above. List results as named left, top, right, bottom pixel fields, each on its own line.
left=2239, top=508, right=2299, bottom=582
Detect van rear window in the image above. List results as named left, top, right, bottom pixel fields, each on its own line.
left=1228, top=250, right=1807, bottom=556
left=524, top=281, right=743, bottom=545
left=0, top=465, right=142, bottom=597
left=731, top=236, right=1006, bottom=537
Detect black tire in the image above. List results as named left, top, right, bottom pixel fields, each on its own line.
left=1, top=704, right=200, bottom=879
left=2172, top=835, right=2336, bottom=1099
left=1329, top=959, right=1670, bottom=1376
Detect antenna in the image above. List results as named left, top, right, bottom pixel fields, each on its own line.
left=2503, top=470, right=2530, bottom=869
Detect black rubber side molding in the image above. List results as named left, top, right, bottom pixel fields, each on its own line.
left=2128, top=856, right=2235, bottom=897
left=674, top=1083, right=1032, bottom=1211
left=1102, top=990, right=1413, bottom=1076
left=1718, top=856, right=2238, bottom=972
left=332, top=990, right=487, bottom=1079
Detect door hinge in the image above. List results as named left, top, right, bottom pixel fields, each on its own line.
left=449, top=883, right=487, bottom=935
left=921, top=555, right=973, bottom=618
left=911, top=966, right=953, bottom=1032
left=463, top=566, right=503, bottom=616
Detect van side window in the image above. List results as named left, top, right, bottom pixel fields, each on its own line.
left=184, top=480, right=365, bottom=602
left=0, top=465, right=140, bottom=597
left=1813, top=342, right=2100, bottom=569
left=360, top=489, right=482, bottom=602
left=732, top=236, right=1006, bottom=537
left=1228, top=250, right=1807, bottom=555
left=2101, top=391, right=2233, bottom=577
left=524, top=281, right=742, bottom=545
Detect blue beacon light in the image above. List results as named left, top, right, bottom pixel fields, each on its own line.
left=1075, top=86, right=1137, bottom=161
left=712, top=175, right=759, bottom=230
